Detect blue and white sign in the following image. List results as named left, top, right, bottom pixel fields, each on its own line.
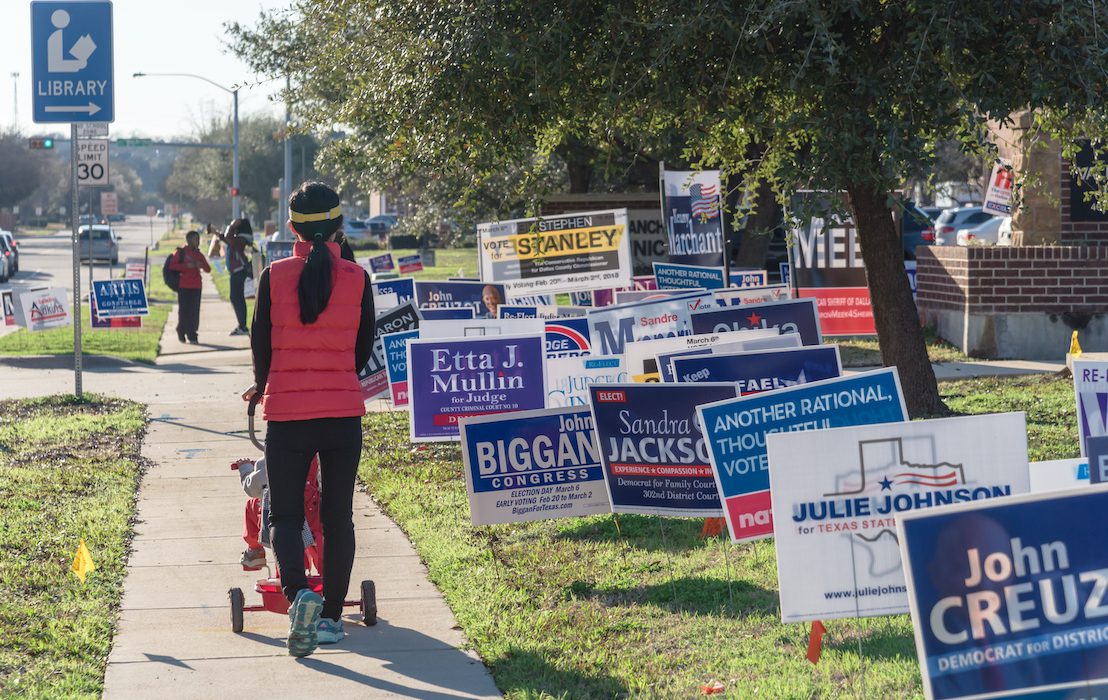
left=545, top=317, right=591, bottom=358
left=690, top=297, right=821, bottom=345
left=419, top=307, right=475, bottom=320
left=1073, top=358, right=1108, bottom=456
left=653, top=262, right=726, bottom=290
left=589, top=382, right=739, bottom=517
left=671, top=345, right=841, bottom=391
left=697, top=368, right=908, bottom=544
left=498, top=305, right=538, bottom=319
left=91, top=278, right=147, bottom=318
left=372, top=276, right=415, bottom=306
left=1029, top=458, right=1089, bottom=493
left=898, top=487, right=1108, bottom=700
left=546, top=356, right=626, bottom=407
left=460, top=406, right=611, bottom=525
left=1088, top=434, right=1108, bottom=484
left=32, top=1, right=114, bottom=123
left=383, top=329, right=419, bottom=407
left=769, top=412, right=1029, bottom=622
left=731, top=269, right=769, bottom=288
left=587, top=290, right=714, bottom=356
left=712, top=284, right=792, bottom=307
left=656, top=333, right=802, bottom=383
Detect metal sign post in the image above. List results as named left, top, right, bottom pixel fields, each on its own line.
left=31, top=0, right=115, bottom=397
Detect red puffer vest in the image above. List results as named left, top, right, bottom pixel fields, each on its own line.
left=262, top=241, right=367, bottom=421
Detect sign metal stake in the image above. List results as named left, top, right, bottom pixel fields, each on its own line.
left=70, top=123, right=82, bottom=397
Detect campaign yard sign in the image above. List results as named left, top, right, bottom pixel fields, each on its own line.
left=546, top=356, right=627, bottom=407
left=690, top=297, right=821, bottom=345
left=90, top=296, right=140, bottom=328
left=18, top=287, right=71, bottom=331
left=767, top=412, right=1030, bottom=622
left=91, top=279, right=149, bottom=318
left=656, top=332, right=802, bottom=383
left=372, top=277, right=415, bottom=306
left=375, top=301, right=422, bottom=339
left=790, top=215, right=875, bottom=336
left=731, top=270, right=769, bottom=288
left=628, top=208, right=668, bottom=276
left=653, top=262, right=726, bottom=290
left=460, top=406, right=611, bottom=526
left=477, top=209, right=632, bottom=295
left=587, top=290, right=714, bottom=356
left=592, top=275, right=658, bottom=307
left=407, top=333, right=546, bottom=442
left=1, top=289, right=14, bottom=326
left=660, top=168, right=726, bottom=268
left=1073, top=358, right=1108, bottom=456
left=419, top=318, right=545, bottom=339
left=419, top=307, right=475, bottom=320
left=696, top=368, right=907, bottom=544
left=368, top=253, right=395, bottom=273
left=545, top=317, right=592, bottom=358
left=414, top=280, right=507, bottom=319
left=499, top=305, right=585, bottom=320
left=614, top=289, right=698, bottom=305
left=621, top=328, right=777, bottom=382
left=384, top=329, right=420, bottom=406
left=982, top=162, right=1014, bottom=216
left=366, top=302, right=422, bottom=403
left=507, top=294, right=555, bottom=306
left=671, top=344, right=842, bottom=391
left=1029, top=458, right=1088, bottom=493
left=397, top=254, right=423, bottom=274
left=898, top=487, right=1108, bottom=700
left=589, top=382, right=739, bottom=517
left=713, top=284, right=792, bottom=307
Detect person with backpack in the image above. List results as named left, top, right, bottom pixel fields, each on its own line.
left=167, top=230, right=211, bottom=344
left=242, top=182, right=374, bottom=657
left=217, top=218, right=255, bottom=336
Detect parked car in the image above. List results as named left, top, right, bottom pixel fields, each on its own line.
left=933, top=206, right=996, bottom=245
left=106, top=213, right=126, bottom=222
left=957, top=216, right=1013, bottom=246
left=0, top=231, right=18, bottom=273
left=344, top=219, right=370, bottom=240
left=78, top=225, right=120, bottom=263
left=899, top=201, right=936, bottom=260
left=367, top=214, right=398, bottom=229
left=921, top=206, right=944, bottom=221
left=0, top=236, right=12, bottom=282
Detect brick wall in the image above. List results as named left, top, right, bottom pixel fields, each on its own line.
left=917, top=245, right=1108, bottom=315
left=1061, top=159, right=1108, bottom=245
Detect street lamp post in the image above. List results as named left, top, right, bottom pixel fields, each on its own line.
left=132, top=72, right=240, bottom=220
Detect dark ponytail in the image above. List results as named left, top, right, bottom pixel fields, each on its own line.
left=289, top=182, right=343, bottom=325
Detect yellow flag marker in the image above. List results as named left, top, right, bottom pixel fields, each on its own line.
left=71, top=539, right=96, bottom=584
left=1071, top=331, right=1083, bottom=358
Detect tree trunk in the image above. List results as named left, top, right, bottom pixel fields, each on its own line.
left=557, top=137, right=595, bottom=194
left=846, top=180, right=947, bottom=418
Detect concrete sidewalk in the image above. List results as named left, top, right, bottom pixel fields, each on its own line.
left=39, top=281, right=501, bottom=698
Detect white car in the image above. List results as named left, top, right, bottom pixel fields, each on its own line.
left=956, top=216, right=1012, bottom=246
left=934, top=206, right=996, bottom=245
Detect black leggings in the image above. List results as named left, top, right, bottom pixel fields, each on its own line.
left=229, top=267, right=249, bottom=329
left=265, top=416, right=362, bottom=621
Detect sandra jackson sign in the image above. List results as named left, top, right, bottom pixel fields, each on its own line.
left=898, top=487, right=1108, bottom=700
left=460, top=406, right=611, bottom=526
left=588, top=382, right=738, bottom=517
left=406, top=333, right=547, bottom=442
left=766, top=412, right=1031, bottom=623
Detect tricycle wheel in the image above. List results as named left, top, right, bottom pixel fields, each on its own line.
left=360, top=580, right=377, bottom=626
left=229, top=587, right=245, bottom=633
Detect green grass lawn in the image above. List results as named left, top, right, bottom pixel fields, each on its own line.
left=0, top=395, right=146, bottom=697
left=357, top=372, right=1077, bottom=699
left=835, top=328, right=967, bottom=368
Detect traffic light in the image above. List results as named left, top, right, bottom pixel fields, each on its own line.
left=230, top=187, right=240, bottom=197
left=29, top=137, right=54, bottom=150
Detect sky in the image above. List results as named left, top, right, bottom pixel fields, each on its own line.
left=2, top=0, right=292, bottom=138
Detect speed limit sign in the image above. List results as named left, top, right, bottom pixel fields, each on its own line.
left=76, top=139, right=110, bottom=186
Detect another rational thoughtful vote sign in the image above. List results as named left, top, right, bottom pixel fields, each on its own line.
left=1073, top=358, right=1108, bottom=456
left=546, top=356, right=627, bottom=407
left=18, top=287, right=71, bottom=331
left=767, top=412, right=1031, bottom=623
left=384, top=329, right=420, bottom=406
left=477, top=209, right=632, bottom=295
left=91, top=279, right=148, bottom=318
left=898, top=487, right=1108, bottom=700
left=697, top=368, right=908, bottom=544
left=690, top=297, right=821, bottom=345
left=407, top=333, right=546, bottom=442
left=671, top=344, right=841, bottom=391
left=460, top=406, right=611, bottom=525
left=589, top=382, right=739, bottom=517
left=586, top=290, right=714, bottom=355
left=653, top=262, right=725, bottom=290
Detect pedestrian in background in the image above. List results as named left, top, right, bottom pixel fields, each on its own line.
left=169, top=230, right=211, bottom=344
left=244, top=181, right=374, bottom=657
left=218, top=218, right=255, bottom=336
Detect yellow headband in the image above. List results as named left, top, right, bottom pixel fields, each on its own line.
left=289, top=205, right=341, bottom=224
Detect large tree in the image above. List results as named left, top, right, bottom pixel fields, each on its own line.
left=232, top=1, right=1108, bottom=416
left=0, top=132, right=45, bottom=210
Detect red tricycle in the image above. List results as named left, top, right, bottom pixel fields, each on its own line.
left=227, top=394, right=377, bottom=633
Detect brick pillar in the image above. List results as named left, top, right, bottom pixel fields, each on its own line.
left=989, top=111, right=1061, bottom=245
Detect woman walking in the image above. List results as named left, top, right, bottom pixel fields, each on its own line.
left=218, top=218, right=255, bottom=336
left=244, top=182, right=374, bottom=657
